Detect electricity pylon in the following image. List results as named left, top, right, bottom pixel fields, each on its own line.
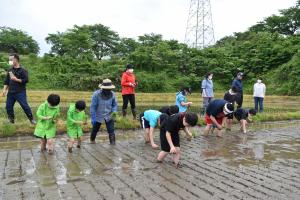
left=185, top=0, right=215, bottom=49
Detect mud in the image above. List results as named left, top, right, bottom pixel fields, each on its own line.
left=0, top=122, right=299, bottom=199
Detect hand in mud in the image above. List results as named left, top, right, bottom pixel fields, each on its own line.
left=186, top=132, right=193, bottom=141
left=217, top=124, right=223, bottom=130
left=170, top=146, right=177, bottom=154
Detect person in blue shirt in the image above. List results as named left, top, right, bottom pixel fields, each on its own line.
left=232, top=72, right=244, bottom=108
left=201, top=72, right=214, bottom=115
left=175, top=87, right=192, bottom=113
left=90, top=79, right=118, bottom=145
left=139, top=110, right=162, bottom=149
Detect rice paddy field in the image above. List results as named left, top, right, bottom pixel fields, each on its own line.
left=0, top=90, right=300, bottom=136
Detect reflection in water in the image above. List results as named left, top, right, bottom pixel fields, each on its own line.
left=199, top=123, right=300, bottom=167
left=252, top=142, right=264, bottom=160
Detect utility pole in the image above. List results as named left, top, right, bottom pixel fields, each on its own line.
left=185, top=0, right=215, bottom=49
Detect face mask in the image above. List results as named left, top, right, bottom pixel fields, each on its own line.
left=257, top=80, right=262, bottom=83
left=128, top=69, right=134, bottom=73
left=102, top=89, right=111, bottom=95
left=101, top=89, right=112, bottom=100
left=208, top=75, right=213, bottom=80
left=8, top=61, right=13, bottom=65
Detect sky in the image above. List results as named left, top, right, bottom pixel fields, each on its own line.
left=0, top=0, right=297, bottom=55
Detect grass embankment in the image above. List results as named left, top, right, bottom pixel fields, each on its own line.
left=0, top=91, right=300, bottom=136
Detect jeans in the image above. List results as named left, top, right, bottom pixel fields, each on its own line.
left=6, top=90, right=33, bottom=120
left=254, top=97, right=264, bottom=112
left=202, top=97, right=213, bottom=115
left=90, top=119, right=115, bottom=141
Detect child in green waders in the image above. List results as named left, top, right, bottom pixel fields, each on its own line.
left=67, top=100, right=87, bottom=153
left=34, top=94, right=60, bottom=154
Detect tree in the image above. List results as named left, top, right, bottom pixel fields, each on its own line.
left=249, top=2, right=300, bottom=35
left=138, top=33, right=163, bottom=46
left=86, top=24, right=119, bottom=60
left=46, top=24, right=119, bottom=60
left=0, top=27, right=39, bottom=55
left=114, top=38, right=139, bottom=57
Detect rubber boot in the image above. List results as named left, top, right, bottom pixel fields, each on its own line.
left=109, top=134, right=116, bottom=145
left=122, top=109, right=126, bottom=117
left=8, top=116, right=15, bottom=124
left=131, top=109, right=137, bottom=120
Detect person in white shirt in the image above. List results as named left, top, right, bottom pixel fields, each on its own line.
left=253, top=78, right=266, bottom=112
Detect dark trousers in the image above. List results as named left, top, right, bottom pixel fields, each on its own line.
left=254, top=97, right=264, bottom=112
left=90, top=120, right=115, bottom=141
left=122, top=94, right=136, bottom=110
left=236, top=92, right=243, bottom=108
left=6, top=91, right=33, bottom=120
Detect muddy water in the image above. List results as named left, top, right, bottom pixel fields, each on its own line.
left=0, top=121, right=300, bottom=199
left=198, top=120, right=300, bottom=167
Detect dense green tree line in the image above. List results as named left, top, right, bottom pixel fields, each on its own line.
left=0, top=1, right=299, bottom=94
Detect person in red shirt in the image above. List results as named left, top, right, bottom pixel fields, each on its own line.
left=121, top=64, right=137, bottom=119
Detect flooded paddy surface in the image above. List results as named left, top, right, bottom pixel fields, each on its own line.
left=0, top=121, right=299, bottom=200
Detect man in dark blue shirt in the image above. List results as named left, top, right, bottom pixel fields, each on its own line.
left=204, top=99, right=234, bottom=137
left=232, top=72, right=244, bottom=108
left=2, top=54, right=35, bottom=124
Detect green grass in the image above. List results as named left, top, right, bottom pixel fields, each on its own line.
left=0, top=90, right=300, bottom=137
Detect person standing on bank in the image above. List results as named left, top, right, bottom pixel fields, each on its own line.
left=232, top=72, right=244, bottom=108
left=253, top=78, right=266, bottom=112
left=90, top=79, right=118, bottom=145
left=201, top=72, right=214, bottom=115
left=2, top=53, right=36, bottom=124
left=121, top=64, right=137, bottom=119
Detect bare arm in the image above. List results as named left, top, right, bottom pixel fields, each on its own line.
left=180, top=101, right=192, bottom=106
left=183, top=127, right=192, bottom=138
left=210, top=116, right=222, bottom=129
left=166, top=131, right=177, bottom=153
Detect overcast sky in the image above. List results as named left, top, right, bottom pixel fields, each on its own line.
left=0, top=0, right=297, bottom=55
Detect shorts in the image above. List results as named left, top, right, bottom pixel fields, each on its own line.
left=234, top=109, right=247, bottom=121
left=205, top=114, right=223, bottom=125
left=139, top=113, right=150, bottom=129
left=160, top=127, right=180, bottom=152
left=234, top=113, right=246, bottom=121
